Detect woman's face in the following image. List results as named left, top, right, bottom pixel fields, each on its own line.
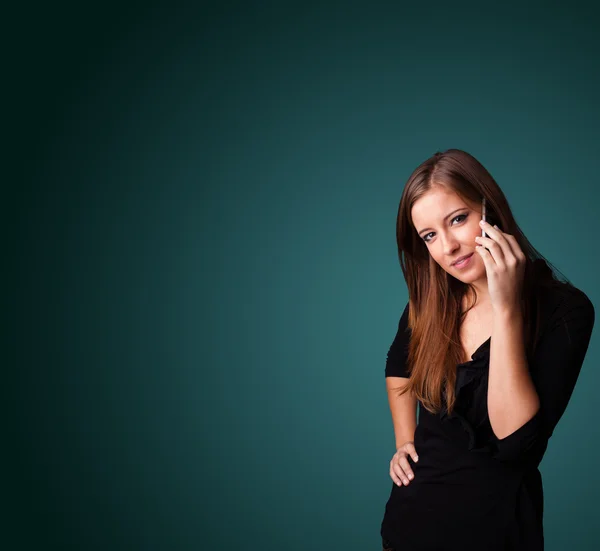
left=411, top=186, right=486, bottom=282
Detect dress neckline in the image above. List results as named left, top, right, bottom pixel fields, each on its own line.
left=470, top=336, right=491, bottom=361
left=459, top=336, right=491, bottom=366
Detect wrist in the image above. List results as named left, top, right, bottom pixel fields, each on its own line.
left=493, top=302, right=522, bottom=320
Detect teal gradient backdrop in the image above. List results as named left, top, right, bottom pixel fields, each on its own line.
left=10, top=2, right=600, bottom=550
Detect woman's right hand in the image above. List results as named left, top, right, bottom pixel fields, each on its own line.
left=389, top=441, right=419, bottom=486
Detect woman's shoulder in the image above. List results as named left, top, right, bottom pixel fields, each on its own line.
left=537, top=278, right=592, bottom=305
left=535, top=278, right=595, bottom=330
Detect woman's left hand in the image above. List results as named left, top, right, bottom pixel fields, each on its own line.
left=474, top=220, right=526, bottom=315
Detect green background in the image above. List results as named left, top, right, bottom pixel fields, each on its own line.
left=9, top=1, right=599, bottom=549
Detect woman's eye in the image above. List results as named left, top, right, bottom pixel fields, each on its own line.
left=422, top=214, right=468, bottom=243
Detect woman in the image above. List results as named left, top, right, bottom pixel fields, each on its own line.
left=380, top=149, right=595, bottom=551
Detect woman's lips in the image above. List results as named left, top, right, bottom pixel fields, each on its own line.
left=453, top=253, right=474, bottom=268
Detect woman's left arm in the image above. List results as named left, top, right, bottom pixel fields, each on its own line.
left=487, top=307, right=540, bottom=441
left=474, top=220, right=595, bottom=464
left=489, top=291, right=594, bottom=463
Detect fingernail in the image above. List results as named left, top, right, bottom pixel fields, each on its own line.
left=479, top=220, right=485, bottom=226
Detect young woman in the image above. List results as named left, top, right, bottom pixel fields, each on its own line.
left=380, top=149, right=595, bottom=551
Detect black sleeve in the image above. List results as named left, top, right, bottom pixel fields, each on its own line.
left=492, top=288, right=595, bottom=464
left=385, top=301, right=411, bottom=378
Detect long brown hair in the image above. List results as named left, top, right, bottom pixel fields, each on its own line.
left=393, top=148, right=571, bottom=415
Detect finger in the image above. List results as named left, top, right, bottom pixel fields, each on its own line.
left=474, top=235, right=505, bottom=268
left=475, top=243, right=494, bottom=270
left=393, top=454, right=412, bottom=485
left=479, top=221, right=515, bottom=266
left=393, top=461, right=411, bottom=486
left=480, top=219, right=503, bottom=238
left=489, top=223, right=521, bottom=262
left=405, top=441, right=419, bottom=463
left=389, top=460, right=404, bottom=486
left=398, top=455, right=415, bottom=482
left=486, top=226, right=523, bottom=268
left=503, top=232, right=527, bottom=263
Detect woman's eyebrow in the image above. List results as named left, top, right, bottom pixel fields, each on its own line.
left=417, top=208, right=467, bottom=236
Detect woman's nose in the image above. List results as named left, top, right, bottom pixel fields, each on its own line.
left=441, top=236, right=460, bottom=255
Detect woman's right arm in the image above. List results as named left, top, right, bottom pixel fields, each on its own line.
left=386, top=377, right=419, bottom=485
left=385, top=377, right=417, bottom=450
left=385, top=302, right=416, bottom=448
left=384, top=302, right=420, bottom=485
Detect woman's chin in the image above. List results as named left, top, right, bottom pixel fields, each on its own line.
left=446, top=265, right=485, bottom=282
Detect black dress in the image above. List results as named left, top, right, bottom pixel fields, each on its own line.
left=380, top=282, right=595, bottom=551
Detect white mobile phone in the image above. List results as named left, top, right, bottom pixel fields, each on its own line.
left=482, top=197, right=487, bottom=238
